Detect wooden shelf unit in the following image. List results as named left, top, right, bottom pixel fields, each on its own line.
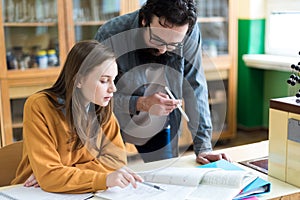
left=0, top=0, right=140, bottom=147
left=179, top=0, right=237, bottom=148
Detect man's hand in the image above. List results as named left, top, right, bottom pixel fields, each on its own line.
left=106, top=166, right=144, bottom=189
left=137, top=92, right=181, bottom=116
left=196, top=151, right=232, bottom=164
left=24, top=174, right=39, bottom=187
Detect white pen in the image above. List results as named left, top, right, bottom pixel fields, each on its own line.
left=141, top=182, right=166, bottom=191
left=165, top=86, right=190, bottom=122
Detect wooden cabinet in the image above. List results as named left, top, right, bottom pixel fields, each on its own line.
left=0, top=0, right=236, bottom=147
left=202, top=0, right=237, bottom=142
left=0, top=0, right=68, bottom=147
left=269, top=97, right=300, bottom=188
left=0, top=0, right=138, bottom=147
left=180, top=0, right=237, bottom=148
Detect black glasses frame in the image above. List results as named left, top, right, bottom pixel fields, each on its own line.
left=148, top=25, right=184, bottom=51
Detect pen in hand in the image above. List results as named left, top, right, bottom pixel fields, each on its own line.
left=164, top=86, right=190, bottom=122
left=141, top=182, right=166, bottom=191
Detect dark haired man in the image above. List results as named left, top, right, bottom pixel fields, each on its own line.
left=95, top=0, right=230, bottom=163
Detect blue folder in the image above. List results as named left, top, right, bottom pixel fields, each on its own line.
left=198, top=159, right=271, bottom=199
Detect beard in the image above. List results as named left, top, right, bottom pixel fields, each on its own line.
left=147, top=48, right=161, bottom=56
left=138, top=48, right=175, bottom=65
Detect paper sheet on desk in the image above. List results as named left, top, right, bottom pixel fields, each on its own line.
left=0, top=185, right=93, bottom=200
left=95, top=181, right=196, bottom=200
left=96, top=167, right=221, bottom=200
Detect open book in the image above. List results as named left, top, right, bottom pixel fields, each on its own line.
left=187, top=169, right=257, bottom=200
left=198, top=159, right=271, bottom=199
left=96, top=165, right=258, bottom=200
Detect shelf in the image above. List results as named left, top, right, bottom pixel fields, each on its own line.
left=205, top=69, right=228, bottom=81
left=9, top=83, right=54, bottom=99
left=11, top=119, right=23, bottom=128
left=203, top=55, right=231, bottom=70
left=197, top=17, right=227, bottom=23
left=2, top=68, right=60, bottom=99
left=202, top=55, right=231, bottom=81
left=74, top=21, right=106, bottom=26
left=5, top=67, right=61, bottom=80
left=209, top=97, right=226, bottom=105
left=4, top=22, right=57, bottom=27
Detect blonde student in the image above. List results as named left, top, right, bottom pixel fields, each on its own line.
left=11, top=40, right=142, bottom=193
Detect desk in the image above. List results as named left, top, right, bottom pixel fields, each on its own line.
left=1, top=141, right=299, bottom=200
left=127, top=141, right=300, bottom=200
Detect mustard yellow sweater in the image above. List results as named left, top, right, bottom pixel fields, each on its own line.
left=11, top=92, right=127, bottom=193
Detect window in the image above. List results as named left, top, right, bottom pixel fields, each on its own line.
left=265, top=11, right=300, bottom=57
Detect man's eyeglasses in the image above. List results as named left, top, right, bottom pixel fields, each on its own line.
left=148, top=25, right=184, bottom=51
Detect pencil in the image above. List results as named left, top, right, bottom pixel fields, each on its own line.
left=141, top=182, right=166, bottom=191
left=164, top=86, right=190, bottom=122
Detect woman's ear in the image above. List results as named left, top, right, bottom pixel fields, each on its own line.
left=77, top=82, right=82, bottom=88
left=76, top=75, right=83, bottom=88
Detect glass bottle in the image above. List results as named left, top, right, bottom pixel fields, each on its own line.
left=36, top=50, right=48, bottom=69
left=47, top=49, right=58, bottom=66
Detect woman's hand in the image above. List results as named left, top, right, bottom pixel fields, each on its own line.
left=106, top=166, right=143, bottom=189
left=24, top=174, right=39, bottom=187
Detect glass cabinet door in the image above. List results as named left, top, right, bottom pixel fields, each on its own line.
left=2, top=0, right=63, bottom=70
left=195, top=0, right=229, bottom=56
left=0, top=0, right=66, bottom=146
left=72, top=0, right=121, bottom=42
left=194, top=0, right=234, bottom=141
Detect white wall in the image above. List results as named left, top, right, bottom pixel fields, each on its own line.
left=266, top=0, right=300, bottom=15
left=239, top=0, right=265, bottom=19
left=238, top=0, right=300, bottom=19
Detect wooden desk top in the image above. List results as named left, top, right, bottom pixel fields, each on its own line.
left=127, top=140, right=300, bottom=200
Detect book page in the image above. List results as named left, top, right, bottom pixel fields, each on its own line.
left=0, top=185, right=93, bottom=200
left=201, top=170, right=256, bottom=188
left=187, top=170, right=257, bottom=200
left=138, top=167, right=218, bottom=186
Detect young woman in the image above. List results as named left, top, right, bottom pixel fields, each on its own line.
left=11, top=40, right=142, bottom=193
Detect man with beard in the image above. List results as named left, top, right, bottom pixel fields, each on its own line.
left=95, top=0, right=230, bottom=163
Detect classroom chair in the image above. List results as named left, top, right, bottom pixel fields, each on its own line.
left=0, top=141, right=23, bottom=186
